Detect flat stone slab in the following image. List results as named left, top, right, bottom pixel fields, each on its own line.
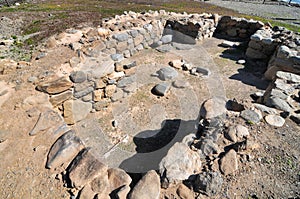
left=265, top=114, right=285, bottom=127
left=36, top=77, right=73, bottom=95
left=151, top=83, right=170, bottom=96
left=240, top=109, right=262, bottom=124
left=68, top=147, right=108, bottom=189
left=157, top=67, right=178, bottom=81
left=46, top=130, right=84, bottom=169
left=29, top=109, right=66, bottom=136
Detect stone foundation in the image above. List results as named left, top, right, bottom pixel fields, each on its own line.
left=31, top=9, right=300, bottom=199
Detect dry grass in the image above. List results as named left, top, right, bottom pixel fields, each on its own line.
left=0, top=0, right=239, bottom=45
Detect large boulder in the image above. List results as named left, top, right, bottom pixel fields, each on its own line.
left=129, top=170, right=160, bottom=199
left=46, top=130, right=84, bottom=169
left=200, top=97, right=227, bottom=119
left=159, top=142, right=202, bottom=183
left=68, top=148, right=108, bottom=189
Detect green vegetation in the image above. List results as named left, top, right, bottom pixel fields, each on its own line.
left=242, top=15, right=300, bottom=32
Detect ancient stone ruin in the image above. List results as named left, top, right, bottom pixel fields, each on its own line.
left=4, top=9, right=299, bottom=198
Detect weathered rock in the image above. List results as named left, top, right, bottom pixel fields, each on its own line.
left=123, top=83, right=137, bottom=93
left=95, top=79, right=106, bottom=89
left=266, top=96, right=292, bottom=112
left=270, top=89, right=288, bottom=100
left=70, top=71, right=87, bottom=83
left=152, top=83, right=170, bottom=96
left=226, top=99, right=245, bottom=112
left=226, top=124, right=249, bottom=142
left=63, top=100, right=92, bottom=125
left=117, top=76, right=136, bottom=88
left=156, top=44, right=173, bottom=53
left=129, top=170, right=160, bottom=199
left=176, top=184, right=194, bottom=199
left=68, top=148, right=108, bottom=189
left=115, top=185, right=131, bottom=199
left=123, top=61, right=137, bottom=70
left=108, top=71, right=125, bottom=80
left=240, top=109, right=262, bottom=124
left=254, top=103, right=278, bottom=114
left=74, top=87, right=94, bottom=98
left=74, top=81, right=94, bottom=92
left=105, top=84, right=117, bottom=98
left=172, top=42, right=194, bottom=50
left=108, top=168, right=132, bottom=191
left=220, top=149, right=238, bottom=175
left=49, top=90, right=73, bottom=107
left=157, top=67, right=178, bottom=81
left=235, top=124, right=249, bottom=138
left=194, top=172, right=223, bottom=196
left=111, top=54, right=124, bottom=62
left=220, top=41, right=236, bottom=48
left=196, top=67, right=211, bottom=76
left=29, top=109, right=65, bottom=136
left=277, top=45, right=291, bottom=59
left=161, top=34, right=173, bottom=44
left=46, top=130, right=84, bottom=169
left=276, top=71, right=300, bottom=83
left=82, top=92, right=93, bottom=102
left=172, top=80, right=189, bottom=89
left=111, top=88, right=124, bottom=102
left=90, top=171, right=110, bottom=194
left=265, top=114, right=285, bottom=127
left=226, top=127, right=237, bottom=142
left=93, top=89, right=103, bottom=102
left=94, top=99, right=110, bottom=111
left=169, top=59, right=184, bottom=69
left=159, top=142, right=202, bottom=183
left=200, top=97, right=227, bottom=119
left=112, top=33, right=129, bottom=42
left=36, top=77, right=73, bottom=95
left=197, top=138, right=220, bottom=156
left=78, top=184, right=97, bottom=199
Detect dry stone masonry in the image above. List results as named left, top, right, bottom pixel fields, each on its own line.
left=23, top=9, right=300, bottom=199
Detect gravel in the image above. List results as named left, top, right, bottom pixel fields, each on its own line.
left=207, top=0, right=300, bottom=27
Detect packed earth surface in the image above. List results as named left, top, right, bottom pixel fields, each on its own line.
left=0, top=1, right=300, bottom=199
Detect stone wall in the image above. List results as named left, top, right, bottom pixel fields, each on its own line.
left=214, top=16, right=264, bottom=40
left=41, top=10, right=219, bottom=122
left=261, top=71, right=300, bottom=123
left=245, top=26, right=300, bottom=80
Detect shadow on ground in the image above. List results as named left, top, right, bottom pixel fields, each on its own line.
left=229, top=68, right=270, bottom=90
left=119, top=118, right=198, bottom=173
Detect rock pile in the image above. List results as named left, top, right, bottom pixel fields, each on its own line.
left=214, top=16, right=264, bottom=40
left=245, top=25, right=300, bottom=80
left=28, top=94, right=263, bottom=198
left=260, top=71, right=300, bottom=125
